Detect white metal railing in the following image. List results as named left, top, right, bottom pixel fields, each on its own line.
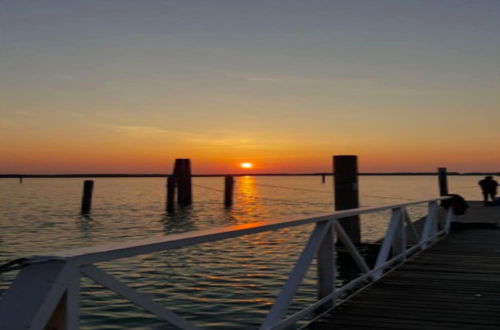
left=0, top=197, right=454, bottom=330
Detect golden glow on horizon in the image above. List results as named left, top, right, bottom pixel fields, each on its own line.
left=240, top=162, right=253, bottom=169
left=0, top=2, right=499, bottom=174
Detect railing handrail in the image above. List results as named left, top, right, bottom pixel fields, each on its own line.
left=1, top=195, right=454, bottom=330
left=35, top=196, right=450, bottom=265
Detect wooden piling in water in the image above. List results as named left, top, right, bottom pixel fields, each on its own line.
left=81, top=180, right=94, bottom=214
left=438, top=167, right=448, bottom=196
left=321, top=174, right=326, bottom=184
left=173, top=159, right=192, bottom=207
left=333, top=155, right=361, bottom=244
left=224, top=175, right=234, bottom=207
left=166, top=176, right=175, bottom=213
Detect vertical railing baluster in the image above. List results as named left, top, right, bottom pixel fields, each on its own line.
left=66, top=270, right=81, bottom=330
left=373, top=208, right=401, bottom=279
left=400, top=209, right=408, bottom=260
left=420, top=201, right=438, bottom=248
left=260, top=221, right=332, bottom=329
left=391, top=207, right=406, bottom=260
left=317, top=220, right=336, bottom=310
left=432, top=202, right=439, bottom=236
left=402, top=209, right=419, bottom=242
left=331, top=222, right=338, bottom=307
left=444, top=207, right=454, bottom=234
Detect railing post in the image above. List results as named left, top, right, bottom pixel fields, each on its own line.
left=391, top=208, right=406, bottom=260
left=373, top=208, right=402, bottom=279
left=420, top=201, right=438, bottom=248
left=261, top=221, right=332, bottom=329
left=39, top=269, right=80, bottom=330
left=317, top=221, right=336, bottom=310
left=65, top=274, right=80, bottom=330
left=444, top=207, right=454, bottom=233
left=45, top=294, right=67, bottom=330
left=0, top=261, right=77, bottom=330
left=438, top=167, right=448, bottom=196
left=333, top=155, right=361, bottom=244
left=402, top=209, right=419, bottom=242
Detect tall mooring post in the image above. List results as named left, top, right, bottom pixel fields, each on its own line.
left=173, top=159, right=192, bottom=207
left=333, top=155, right=361, bottom=244
left=81, top=180, right=94, bottom=214
left=438, top=167, right=448, bottom=196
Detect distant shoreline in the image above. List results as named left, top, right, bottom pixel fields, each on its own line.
left=0, top=172, right=498, bottom=178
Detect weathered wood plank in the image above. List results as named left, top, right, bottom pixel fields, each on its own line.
left=308, top=214, right=500, bottom=330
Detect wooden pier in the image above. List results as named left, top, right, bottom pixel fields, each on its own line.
left=310, top=201, right=500, bottom=330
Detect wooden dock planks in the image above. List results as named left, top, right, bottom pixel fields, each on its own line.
left=310, top=204, right=500, bottom=330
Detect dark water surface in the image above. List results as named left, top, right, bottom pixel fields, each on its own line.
left=0, top=176, right=481, bottom=329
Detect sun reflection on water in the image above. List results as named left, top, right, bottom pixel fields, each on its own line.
left=238, top=176, right=259, bottom=200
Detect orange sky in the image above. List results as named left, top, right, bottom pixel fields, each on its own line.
left=1, top=1, right=499, bottom=174
left=2, top=130, right=498, bottom=173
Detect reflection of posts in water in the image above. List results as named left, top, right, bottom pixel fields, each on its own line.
left=161, top=206, right=197, bottom=234
left=438, top=167, right=448, bottom=196
left=81, top=180, right=94, bottom=214
left=77, top=214, right=95, bottom=239
left=19, top=176, right=23, bottom=184
left=166, top=176, right=175, bottom=213
left=334, top=155, right=361, bottom=244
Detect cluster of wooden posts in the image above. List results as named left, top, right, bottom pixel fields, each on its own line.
left=79, top=156, right=450, bottom=244
left=80, top=158, right=237, bottom=215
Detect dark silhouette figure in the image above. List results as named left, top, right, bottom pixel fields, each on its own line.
left=478, top=176, right=498, bottom=205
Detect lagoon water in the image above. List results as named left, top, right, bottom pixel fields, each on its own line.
left=0, top=176, right=483, bottom=329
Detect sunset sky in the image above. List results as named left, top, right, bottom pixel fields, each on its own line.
left=1, top=1, right=499, bottom=174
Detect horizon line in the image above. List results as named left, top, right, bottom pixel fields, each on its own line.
left=1, top=171, right=499, bottom=178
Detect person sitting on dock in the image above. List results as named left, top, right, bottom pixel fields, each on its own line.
left=478, top=176, right=498, bottom=205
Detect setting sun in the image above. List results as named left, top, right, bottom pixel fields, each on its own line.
left=240, top=162, right=253, bottom=169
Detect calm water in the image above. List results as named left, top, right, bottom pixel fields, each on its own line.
left=0, top=176, right=483, bottom=329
